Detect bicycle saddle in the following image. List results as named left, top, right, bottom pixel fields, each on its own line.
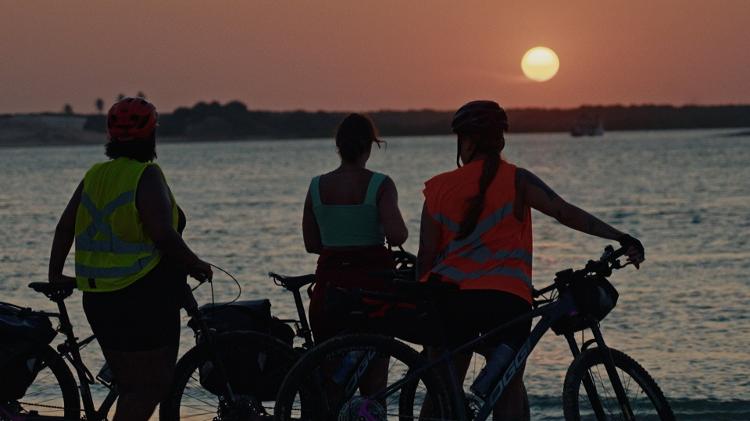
left=28, top=280, right=75, bottom=301
left=268, top=272, right=315, bottom=291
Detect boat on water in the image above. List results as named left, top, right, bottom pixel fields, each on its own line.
left=570, top=115, right=604, bottom=137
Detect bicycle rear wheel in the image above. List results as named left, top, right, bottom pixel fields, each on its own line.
left=1, top=345, right=80, bottom=420
left=160, top=331, right=298, bottom=421
left=562, top=347, right=674, bottom=421
left=274, top=334, right=453, bottom=421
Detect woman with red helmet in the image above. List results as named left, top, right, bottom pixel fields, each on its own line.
left=48, top=97, right=212, bottom=420
left=417, top=100, right=645, bottom=418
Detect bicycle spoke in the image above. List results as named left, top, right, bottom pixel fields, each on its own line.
left=180, top=411, right=219, bottom=419
left=180, top=390, right=218, bottom=408
left=573, top=350, right=667, bottom=421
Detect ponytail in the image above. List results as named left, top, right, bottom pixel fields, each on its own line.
left=335, top=113, right=383, bottom=163
left=455, top=130, right=503, bottom=240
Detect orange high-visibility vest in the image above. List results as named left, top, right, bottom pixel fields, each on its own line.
left=422, top=159, right=532, bottom=303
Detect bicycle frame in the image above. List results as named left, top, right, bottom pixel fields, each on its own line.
left=175, top=274, right=316, bottom=408
left=362, top=289, right=634, bottom=421
left=18, top=272, right=315, bottom=419
left=51, top=297, right=119, bottom=420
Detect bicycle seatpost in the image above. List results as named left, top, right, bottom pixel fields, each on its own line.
left=50, top=295, right=77, bottom=342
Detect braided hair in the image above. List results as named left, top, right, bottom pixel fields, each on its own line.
left=451, top=100, right=508, bottom=240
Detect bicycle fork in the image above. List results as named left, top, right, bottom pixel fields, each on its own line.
left=566, top=326, right=636, bottom=421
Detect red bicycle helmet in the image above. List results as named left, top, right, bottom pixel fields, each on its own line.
left=107, top=97, right=158, bottom=141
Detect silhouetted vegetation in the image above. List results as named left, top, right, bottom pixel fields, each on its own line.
left=80, top=101, right=750, bottom=140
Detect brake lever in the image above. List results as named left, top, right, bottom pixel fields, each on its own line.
left=190, top=276, right=212, bottom=292
left=612, top=259, right=632, bottom=270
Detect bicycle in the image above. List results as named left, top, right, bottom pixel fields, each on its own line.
left=160, top=271, right=317, bottom=419
left=1, top=269, right=315, bottom=420
left=273, top=245, right=676, bottom=420
left=162, top=247, right=418, bottom=419
left=0, top=279, right=120, bottom=420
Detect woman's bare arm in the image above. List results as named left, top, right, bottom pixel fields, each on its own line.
left=517, top=168, right=644, bottom=266
left=138, top=166, right=212, bottom=280
left=48, top=181, right=83, bottom=283
left=302, top=189, right=323, bottom=254
left=377, top=176, right=408, bottom=246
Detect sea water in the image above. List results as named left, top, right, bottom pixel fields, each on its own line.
left=1, top=129, right=748, bottom=419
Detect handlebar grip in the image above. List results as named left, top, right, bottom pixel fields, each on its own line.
left=611, top=246, right=627, bottom=260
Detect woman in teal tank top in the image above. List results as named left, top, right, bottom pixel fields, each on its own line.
left=303, top=113, right=408, bottom=340
left=303, top=114, right=408, bottom=397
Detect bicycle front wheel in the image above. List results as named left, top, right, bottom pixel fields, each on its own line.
left=562, top=347, right=675, bottom=421
left=161, top=331, right=298, bottom=421
left=1, top=344, right=80, bottom=420
left=274, top=334, right=453, bottom=421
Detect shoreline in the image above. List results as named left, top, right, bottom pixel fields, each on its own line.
left=2, top=127, right=749, bottom=149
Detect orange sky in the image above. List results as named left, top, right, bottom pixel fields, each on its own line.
left=1, top=1, right=748, bottom=113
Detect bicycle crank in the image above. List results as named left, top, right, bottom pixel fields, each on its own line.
left=338, top=396, right=386, bottom=421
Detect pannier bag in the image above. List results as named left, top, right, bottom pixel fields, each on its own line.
left=187, top=299, right=294, bottom=399
left=552, top=275, right=619, bottom=335
left=0, top=302, right=57, bottom=401
left=325, top=287, right=446, bottom=346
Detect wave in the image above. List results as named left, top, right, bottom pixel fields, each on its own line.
left=528, top=394, right=750, bottom=420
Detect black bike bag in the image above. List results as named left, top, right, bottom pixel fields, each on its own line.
left=552, top=275, right=619, bottom=335
left=187, top=299, right=294, bottom=399
left=0, top=302, right=57, bottom=400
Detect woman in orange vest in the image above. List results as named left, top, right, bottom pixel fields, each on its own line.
left=417, top=100, right=644, bottom=417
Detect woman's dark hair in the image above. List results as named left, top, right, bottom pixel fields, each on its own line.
left=105, top=133, right=157, bottom=162
left=335, top=113, right=383, bottom=163
left=455, top=127, right=504, bottom=240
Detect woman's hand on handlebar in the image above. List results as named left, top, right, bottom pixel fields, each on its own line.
left=188, top=259, right=213, bottom=283
left=617, top=234, right=645, bottom=269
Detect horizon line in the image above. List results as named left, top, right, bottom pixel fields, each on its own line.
left=4, top=101, right=750, bottom=117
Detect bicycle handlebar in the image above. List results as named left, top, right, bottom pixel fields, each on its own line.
left=532, top=245, right=629, bottom=298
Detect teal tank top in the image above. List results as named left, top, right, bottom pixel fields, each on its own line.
left=310, top=172, right=386, bottom=247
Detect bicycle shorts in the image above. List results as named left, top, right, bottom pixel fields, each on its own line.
left=438, top=290, right=532, bottom=350
left=82, top=257, right=187, bottom=352
left=310, top=246, right=395, bottom=342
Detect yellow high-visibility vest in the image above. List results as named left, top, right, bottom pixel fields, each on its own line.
left=74, top=157, right=178, bottom=292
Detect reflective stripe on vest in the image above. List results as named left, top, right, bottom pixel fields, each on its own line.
left=75, top=191, right=157, bottom=280
left=75, top=192, right=156, bottom=254
left=432, top=201, right=514, bottom=263
left=430, top=201, right=532, bottom=288
left=433, top=265, right=531, bottom=287
left=76, top=255, right=156, bottom=279
left=74, top=158, right=178, bottom=292
left=423, top=160, right=533, bottom=301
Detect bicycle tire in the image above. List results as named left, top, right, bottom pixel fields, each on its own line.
left=398, top=351, right=531, bottom=420
left=562, top=347, right=675, bottom=421
left=1, top=344, right=80, bottom=419
left=274, top=333, right=453, bottom=421
left=160, top=330, right=298, bottom=421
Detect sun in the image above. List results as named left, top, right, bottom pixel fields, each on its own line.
left=521, top=46, right=560, bottom=82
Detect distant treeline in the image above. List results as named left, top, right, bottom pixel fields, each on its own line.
left=82, top=102, right=750, bottom=139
